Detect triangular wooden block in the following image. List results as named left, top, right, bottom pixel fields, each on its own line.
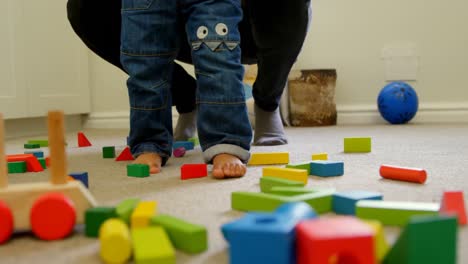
left=116, top=146, right=134, bottom=161
left=77, top=132, right=92, bottom=147
left=383, top=215, right=458, bottom=264
left=440, top=191, right=467, bottom=225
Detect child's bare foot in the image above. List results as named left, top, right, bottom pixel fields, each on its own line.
left=133, top=153, right=162, bottom=174
left=212, top=153, right=247, bottom=179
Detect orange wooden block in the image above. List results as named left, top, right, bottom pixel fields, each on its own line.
left=296, top=216, right=375, bottom=264
left=30, top=193, right=76, bottom=240
left=0, top=201, right=14, bottom=244
left=440, top=191, right=467, bottom=225
left=77, top=132, right=92, bottom=147
left=6, top=154, right=43, bottom=172
left=379, top=164, right=426, bottom=184
left=116, top=146, right=134, bottom=161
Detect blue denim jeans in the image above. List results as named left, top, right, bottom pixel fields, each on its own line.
left=121, top=0, right=252, bottom=165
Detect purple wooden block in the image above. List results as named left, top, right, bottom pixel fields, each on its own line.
left=173, top=147, right=186, bottom=157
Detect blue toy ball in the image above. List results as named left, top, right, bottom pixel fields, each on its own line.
left=377, top=81, right=419, bottom=124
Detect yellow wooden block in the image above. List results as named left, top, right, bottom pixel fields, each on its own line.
left=312, top=152, right=328, bottom=160
left=248, top=152, right=289, bottom=165
left=363, top=219, right=389, bottom=262
left=131, top=201, right=157, bottom=229
left=132, top=226, right=175, bottom=264
left=99, top=218, right=132, bottom=264
left=262, top=167, right=308, bottom=184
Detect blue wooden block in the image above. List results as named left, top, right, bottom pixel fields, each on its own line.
left=173, top=141, right=194, bottom=150
left=222, top=202, right=317, bottom=264
left=310, top=160, right=344, bottom=177
left=333, top=191, right=383, bottom=215
left=69, top=172, right=89, bottom=188
left=24, top=150, right=44, bottom=158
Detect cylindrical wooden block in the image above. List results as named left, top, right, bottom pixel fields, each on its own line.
left=379, top=164, right=427, bottom=184
left=99, top=218, right=132, bottom=264
left=48, top=111, right=68, bottom=184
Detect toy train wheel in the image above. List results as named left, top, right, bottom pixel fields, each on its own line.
left=0, top=201, right=14, bottom=244
left=30, top=193, right=76, bottom=241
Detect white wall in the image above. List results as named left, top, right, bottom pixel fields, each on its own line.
left=85, top=0, right=468, bottom=128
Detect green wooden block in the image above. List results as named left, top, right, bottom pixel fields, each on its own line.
left=344, top=137, right=372, bottom=153
left=24, top=143, right=40, bottom=149
left=291, top=189, right=335, bottom=214
left=27, top=139, right=49, bottom=147
left=151, top=214, right=207, bottom=254
left=102, top=146, right=116, bottom=158
left=127, top=164, right=150, bottom=178
left=116, top=198, right=141, bottom=224
left=383, top=215, right=457, bottom=264
left=84, top=207, right=117, bottom=237
left=8, top=161, right=27, bottom=173
left=286, top=161, right=311, bottom=175
left=268, top=186, right=318, bottom=196
left=38, top=158, right=46, bottom=169
left=132, top=226, right=175, bottom=264
left=356, top=200, right=440, bottom=226
left=260, top=176, right=305, bottom=193
left=188, top=137, right=199, bottom=146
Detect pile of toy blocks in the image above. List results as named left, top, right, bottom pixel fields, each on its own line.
left=84, top=198, right=208, bottom=264
left=6, top=139, right=49, bottom=174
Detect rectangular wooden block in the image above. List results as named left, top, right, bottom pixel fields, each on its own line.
left=102, top=146, right=116, bottom=158
left=151, top=214, right=207, bottom=254
left=8, top=161, right=27, bottom=173
left=131, top=201, right=158, bottom=229
left=312, top=153, right=328, bottom=160
left=286, top=161, right=311, bottom=175
left=24, top=150, right=44, bottom=158
left=85, top=207, right=117, bottom=237
left=132, top=226, right=175, bottom=264
left=263, top=167, right=308, bottom=184
left=356, top=200, right=440, bottom=226
left=27, top=139, right=49, bottom=147
left=24, top=143, right=40, bottom=149
left=344, top=137, right=371, bottom=153
left=173, top=141, right=194, bottom=150
left=180, top=164, right=208, bottom=180
left=127, top=164, right=150, bottom=178
left=260, top=176, right=305, bottom=193
left=248, top=152, right=289, bottom=165
left=116, top=198, right=140, bottom=224
left=269, top=186, right=318, bottom=196
left=310, top=160, right=344, bottom=177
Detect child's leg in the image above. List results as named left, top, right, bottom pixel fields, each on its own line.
left=181, top=0, right=252, bottom=178
left=121, top=0, right=179, bottom=173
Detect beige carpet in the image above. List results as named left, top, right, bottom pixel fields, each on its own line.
left=1, top=124, right=467, bottom=264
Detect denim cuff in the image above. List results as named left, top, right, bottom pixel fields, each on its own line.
left=131, top=143, right=170, bottom=166
left=203, top=144, right=251, bottom=164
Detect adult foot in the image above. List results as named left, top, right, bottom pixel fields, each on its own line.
left=253, top=105, right=288, bottom=146
left=174, top=110, right=197, bottom=141
left=212, top=153, right=247, bottom=179
left=133, top=153, right=162, bottom=174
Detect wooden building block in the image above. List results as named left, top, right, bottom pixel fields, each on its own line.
left=24, top=143, right=40, bottom=149
left=180, top=164, right=207, bottom=180
left=102, top=146, right=115, bottom=159
left=380, top=164, right=427, bottom=184
left=363, top=220, right=389, bottom=262
left=311, top=152, right=328, bottom=160
left=85, top=207, right=116, bottom=237
left=310, top=160, right=344, bottom=177
left=7, top=154, right=43, bottom=172
left=7, top=161, right=27, bottom=174
left=286, top=161, right=311, bottom=175
left=344, top=137, right=371, bottom=153
left=333, top=191, right=383, bottom=215
left=116, top=198, right=140, bottom=224
left=132, top=226, right=175, bottom=264
left=99, top=218, right=132, bottom=264
left=38, top=158, right=46, bottom=169
left=27, top=140, right=49, bottom=147
left=173, top=141, right=194, bottom=150
left=188, top=137, right=199, bottom=146
left=115, top=146, right=134, bottom=161
left=297, top=216, right=375, bottom=264
left=173, top=147, right=186, bottom=158
left=384, top=215, right=457, bottom=264
left=248, top=152, right=289, bottom=165
left=69, top=172, right=88, bottom=188
left=268, top=186, right=318, bottom=196
left=222, top=202, right=316, bottom=264
left=151, top=214, right=207, bottom=254
left=260, top=176, right=305, bottom=193
left=24, top=150, right=44, bottom=158
left=131, top=201, right=157, bottom=229
left=127, top=164, right=150, bottom=178
left=356, top=200, right=439, bottom=226
left=440, top=190, right=467, bottom=225
left=77, top=132, right=92, bottom=147
left=262, top=167, right=308, bottom=184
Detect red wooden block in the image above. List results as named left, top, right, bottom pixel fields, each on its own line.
left=379, top=164, right=427, bottom=184
left=115, top=146, right=134, bottom=161
left=6, top=154, right=43, bottom=172
left=30, top=193, right=76, bottom=240
left=0, top=201, right=14, bottom=244
left=45, top=156, right=51, bottom=167
left=296, top=216, right=376, bottom=264
left=440, top=191, right=467, bottom=225
left=181, top=164, right=208, bottom=180
left=77, top=132, right=92, bottom=147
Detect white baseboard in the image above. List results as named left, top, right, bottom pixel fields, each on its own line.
left=4, top=114, right=84, bottom=139
left=84, top=102, right=468, bottom=129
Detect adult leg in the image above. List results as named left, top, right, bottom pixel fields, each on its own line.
left=244, top=0, right=311, bottom=145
